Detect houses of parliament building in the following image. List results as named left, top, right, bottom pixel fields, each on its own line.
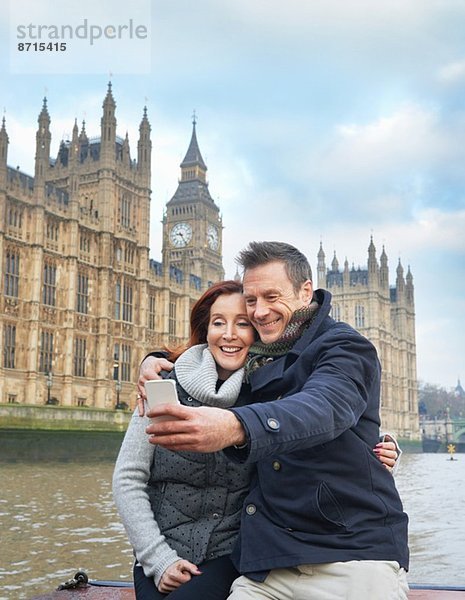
left=0, top=84, right=419, bottom=439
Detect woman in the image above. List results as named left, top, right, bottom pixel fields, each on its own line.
left=113, top=280, right=397, bottom=600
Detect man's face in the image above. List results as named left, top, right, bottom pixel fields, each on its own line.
left=242, top=261, right=313, bottom=344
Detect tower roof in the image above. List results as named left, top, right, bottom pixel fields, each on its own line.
left=79, top=120, right=88, bottom=142
left=0, top=116, right=8, bottom=142
left=38, top=97, right=50, bottom=125
left=167, top=178, right=215, bottom=206
left=180, top=118, right=207, bottom=170
left=168, top=118, right=216, bottom=208
left=103, top=81, right=116, bottom=109
left=139, top=106, right=150, bottom=131
left=380, top=245, right=388, bottom=267
left=331, top=251, right=339, bottom=272
left=368, top=235, right=376, bottom=257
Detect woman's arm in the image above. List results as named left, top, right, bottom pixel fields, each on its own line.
left=112, top=408, right=180, bottom=585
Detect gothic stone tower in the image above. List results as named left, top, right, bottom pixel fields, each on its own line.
left=0, top=84, right=153, bottom=408
left=317, top=237, right=419, bottom=440
left=0, top=85, right=224, bottom=410
left=162, top=117, right=224, bottom=290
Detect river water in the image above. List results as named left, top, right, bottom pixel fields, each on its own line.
left=0, top=452, right=464, bottom=599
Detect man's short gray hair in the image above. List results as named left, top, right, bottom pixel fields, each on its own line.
left=236, top=241, right=312, bottom=293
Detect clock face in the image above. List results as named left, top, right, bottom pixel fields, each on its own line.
left=170, top=222, right=192, bottom=247
left=207, top=224, right=219, bottom=250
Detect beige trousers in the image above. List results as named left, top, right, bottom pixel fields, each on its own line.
left=229, top=560, right=409, bottom=600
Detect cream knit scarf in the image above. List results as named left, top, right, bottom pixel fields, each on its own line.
left=174, top=344, right=244, bottom=408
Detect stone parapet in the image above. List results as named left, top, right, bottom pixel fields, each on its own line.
left=0, top=403, right=132, bottom=432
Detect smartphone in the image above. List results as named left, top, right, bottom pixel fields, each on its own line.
left=145, top=379, right=180, bottom=423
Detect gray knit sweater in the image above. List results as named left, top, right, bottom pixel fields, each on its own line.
left=112, top=345, right=251, bottom=586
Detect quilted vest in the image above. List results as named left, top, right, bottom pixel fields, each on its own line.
left=146, top=379, right=253, bottom=565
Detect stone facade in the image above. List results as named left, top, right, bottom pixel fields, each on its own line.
left=317, top=238, right=420, bottom=439
left=0, top=85, right=224, bottom=410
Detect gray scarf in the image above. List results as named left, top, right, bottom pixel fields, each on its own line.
left=174, top=344, right=244, bottom=408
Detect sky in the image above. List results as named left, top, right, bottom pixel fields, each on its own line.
left=1, top=0, right=464, bottom=389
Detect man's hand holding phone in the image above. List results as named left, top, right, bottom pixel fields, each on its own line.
left=136, top=356, right=175, bottom=415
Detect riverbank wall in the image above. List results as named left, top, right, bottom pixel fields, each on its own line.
left=0, top=405, right=132, bottom=461
left=0, top=403, right=132, bottom=432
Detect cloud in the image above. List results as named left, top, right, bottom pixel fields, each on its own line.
left=437, top=59, right=465, bottom=84
left=307, top=103, right=437, bottom=186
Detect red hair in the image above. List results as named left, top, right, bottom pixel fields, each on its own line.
left=166, top=280, right=244, bottom=361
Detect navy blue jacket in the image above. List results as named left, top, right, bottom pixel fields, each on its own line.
left=226, top=289, right=409, bottom=578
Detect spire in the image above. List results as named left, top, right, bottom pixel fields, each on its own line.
left=367, top=235, right=378, bottom=285
left=79, top=119, right=87, bottom=139
left=167, top=115, right=218, bottom=212
left=78, top=120, right=89, bottom=162
left=180, top=115, right=207, bottom=182
left=72, top=118, right=79, bottom=143
left=0, top=115, right=8, bottom=171
left=406, top=265, right=413, bottom=284
left=35, top=96, right=52, bottom=183
left=100, top=81, right=117, bottom=162
left=103, top=81, right=116, bottom=109
left=379, top=245, right=389, bottom=291
left=139, top=105, right=151, bottom=136
left=37, top=97, right=51, bottom=139
left=331, top=251, right=339, bottom=272
left=406, top=265, right=414, bottom=304
left=69, top=118, right=79, bottom=166
left=396, top=258, right=405, bottom=296
left=368, top=235, right=376, bottom=259
left=137, top=105, right=151, bottom=182
left=317, top=242, right=326, bottom=288
left=0, top=116, right=8, bottom=146
left=380, top=245, right=388, bottom=268
left=79, top=120, right=88, bottom=144
left=39, top=97, right=50, bottom=125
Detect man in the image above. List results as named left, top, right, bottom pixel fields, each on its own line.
left=141, top=241, right=409, bottom=599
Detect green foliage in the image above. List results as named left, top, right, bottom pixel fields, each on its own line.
left=418, top=381, right=465, bottom=419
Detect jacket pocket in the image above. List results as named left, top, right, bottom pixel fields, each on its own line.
left=316, top=481, right=347, bottom=528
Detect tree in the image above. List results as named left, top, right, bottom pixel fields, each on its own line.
left=418, top=381, right=465, bottom=419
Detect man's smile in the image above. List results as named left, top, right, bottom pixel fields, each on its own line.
left=255, top=318, right=281, bottom=328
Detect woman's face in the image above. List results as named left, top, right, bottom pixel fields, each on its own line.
left=207, top=292, right=255, bottom=380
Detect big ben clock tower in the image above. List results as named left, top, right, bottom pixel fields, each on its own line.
left=162, top=117, right=224, bottom=288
